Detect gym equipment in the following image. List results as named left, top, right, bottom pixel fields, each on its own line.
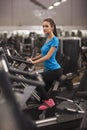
left=1, top=45, right=87, bottom=130
left=21, top=34, right=37, bottom=57
left=1, top=46, right=81, bottom=108
left=74, top=70, right=87, bottom=130
left=0, top=46, right=35, bottom=72
left=0, top=55, right=86, bottom=130
left=76, top=70, right=87, bottom=92
left=58, top=37, right=82, bottom=74
left=80, top=46, right=87, bottom=67
left=0, top=58, right=85, bottom=130
left=75, top=91, right=87, bottom=130
left=76, top=91, right=87, bottom=100
left=0, top=47, right=42, bottom=109
left=77, top=93, right=87, bottom=130
left=0, top=58, right=35, bottom=130
left=0, top=46, right=84, bottom=103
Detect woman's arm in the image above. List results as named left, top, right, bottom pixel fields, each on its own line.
left=31, top=54, right=42, bottom=61
left=32, top=47, right=56, bottom=64
left=26, top=54, right=42, bottom=62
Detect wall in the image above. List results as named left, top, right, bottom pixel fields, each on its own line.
left=54, top=0, right=87, bottom=27
left=0, top=0, right=87, bottom=28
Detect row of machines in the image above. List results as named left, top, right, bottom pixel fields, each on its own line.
left=0, top=42, right=87, bottom=130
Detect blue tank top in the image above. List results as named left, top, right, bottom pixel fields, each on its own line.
left=41, top=36, right=61, bottom=71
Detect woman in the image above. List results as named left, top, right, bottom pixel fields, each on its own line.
left=27, top=18, right=62, bottom=110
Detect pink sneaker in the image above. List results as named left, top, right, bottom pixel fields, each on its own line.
left=38, top=98, right=55, bottom=110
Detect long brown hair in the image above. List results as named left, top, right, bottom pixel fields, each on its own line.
left=43, top=18, right=57, bottom=36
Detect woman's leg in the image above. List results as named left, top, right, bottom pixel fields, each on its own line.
left=37, top=69, right=62, bottom=110
left=41, top=68, right=62, bottom=91
left=36, top=85, right=49, bottom=100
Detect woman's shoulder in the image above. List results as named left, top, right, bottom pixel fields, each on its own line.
left=53, top=36, right=59, bottom=42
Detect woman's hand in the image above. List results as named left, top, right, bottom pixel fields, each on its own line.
left=26, top=58, right=32, bottom=62
left=26, top=58, right=35, bottom=64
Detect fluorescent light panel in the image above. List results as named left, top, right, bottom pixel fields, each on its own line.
left=48, top=5, right=54, bottom=10
left=48, top=0, right=67, bottom=10
left=53, top=2, right=61, bottom=6
left=62, top=0, right=67, bottom=2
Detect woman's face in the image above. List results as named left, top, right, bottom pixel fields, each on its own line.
left=42, top=21, right=53, bottom=36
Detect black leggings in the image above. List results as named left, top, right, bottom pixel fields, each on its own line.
left=37, top=68, right=62, bottom=100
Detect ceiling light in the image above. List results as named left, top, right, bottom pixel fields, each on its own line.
left=48, top=5, right=54, bottom=10
left=53, top=2, right=61, bottom=6
left=62, top=0, right=67, bottom=2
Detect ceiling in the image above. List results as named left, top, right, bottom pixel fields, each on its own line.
left=0, top=0, right=87, bottom=28
left=29, top=0, right=69, bottom=21
left=30, top=0, right=58, bottom=9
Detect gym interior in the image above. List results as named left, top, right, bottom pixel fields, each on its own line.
left=0, top=0, right=87, bottom=130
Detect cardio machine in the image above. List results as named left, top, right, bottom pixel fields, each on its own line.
left=0, top=55, right=86, bottom=130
